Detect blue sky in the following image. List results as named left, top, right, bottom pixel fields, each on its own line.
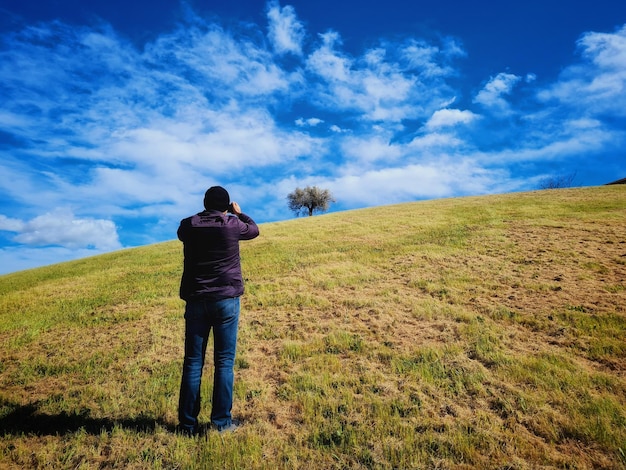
left=1, top=0, right=625, bottom=274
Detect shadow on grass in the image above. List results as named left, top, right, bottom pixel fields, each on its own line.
left=0, top=400, right=175, bottom=436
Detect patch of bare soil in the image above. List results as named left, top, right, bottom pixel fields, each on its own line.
left=496, top=222, right=626, bottom=373
left=503, top=222, right=625, bottom=314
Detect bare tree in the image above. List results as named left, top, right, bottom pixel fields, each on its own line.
left=538, top=172, right=577, bottom=190
left=287, top=186, right=334, bottom=217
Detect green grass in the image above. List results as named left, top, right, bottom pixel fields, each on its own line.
left=1, top=186, right=625, bottom=469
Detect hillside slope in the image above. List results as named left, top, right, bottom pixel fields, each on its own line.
left=1, top=186, right=625, bottom=469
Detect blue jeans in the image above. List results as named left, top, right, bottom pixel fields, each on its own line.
left=178, top=297, right=240, bottom=432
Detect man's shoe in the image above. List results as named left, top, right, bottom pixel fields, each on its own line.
left=216, top=419, right=241, bottom=433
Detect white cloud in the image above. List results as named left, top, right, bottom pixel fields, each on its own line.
left=339, top=135, right=404, bottom=165
left=305, top=33, right=461, bottom=123
left=407, top=132, right=465, bottom=150
left=579, top=25, right=626, bottom=69
left=473, top=72, right=521, bottom=112
left=425, top=109, right=479, bottom=129
left=3, top=210, right=122, bottom=250
left=400, top=38, right=463, bottom=77
left=0, top=215, right=25, bottom=232
left=307, top=31, right=352, bottom=82
left=538, top=25, right=626, bottom=116
left=146, top=26, right=294, bottom=98
left=296, top=117, right=324, bottom=127
left=267, top=1, right=305, bottom=55
left=108, top=108, right=316, bottom=172
left=401, top=41, right=441, bottom=71
left=327, top=160, right=508, bottom=207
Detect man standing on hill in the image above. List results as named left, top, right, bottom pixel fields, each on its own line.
left=177, top=186, right=259, bottom=435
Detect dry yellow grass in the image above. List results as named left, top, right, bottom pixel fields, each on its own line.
left=1, top=186, right=625, bottom=469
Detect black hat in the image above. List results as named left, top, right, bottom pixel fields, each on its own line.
left=203, top=186, right=230, bottom=211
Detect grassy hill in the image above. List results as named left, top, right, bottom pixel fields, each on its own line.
left=1, top=186, right=625, bottom=469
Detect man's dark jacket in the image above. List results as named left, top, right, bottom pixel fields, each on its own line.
left=178, top=210, right=259, bottom=301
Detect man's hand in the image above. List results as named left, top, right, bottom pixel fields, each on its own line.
left=230, top=201, right=242, bottom=215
